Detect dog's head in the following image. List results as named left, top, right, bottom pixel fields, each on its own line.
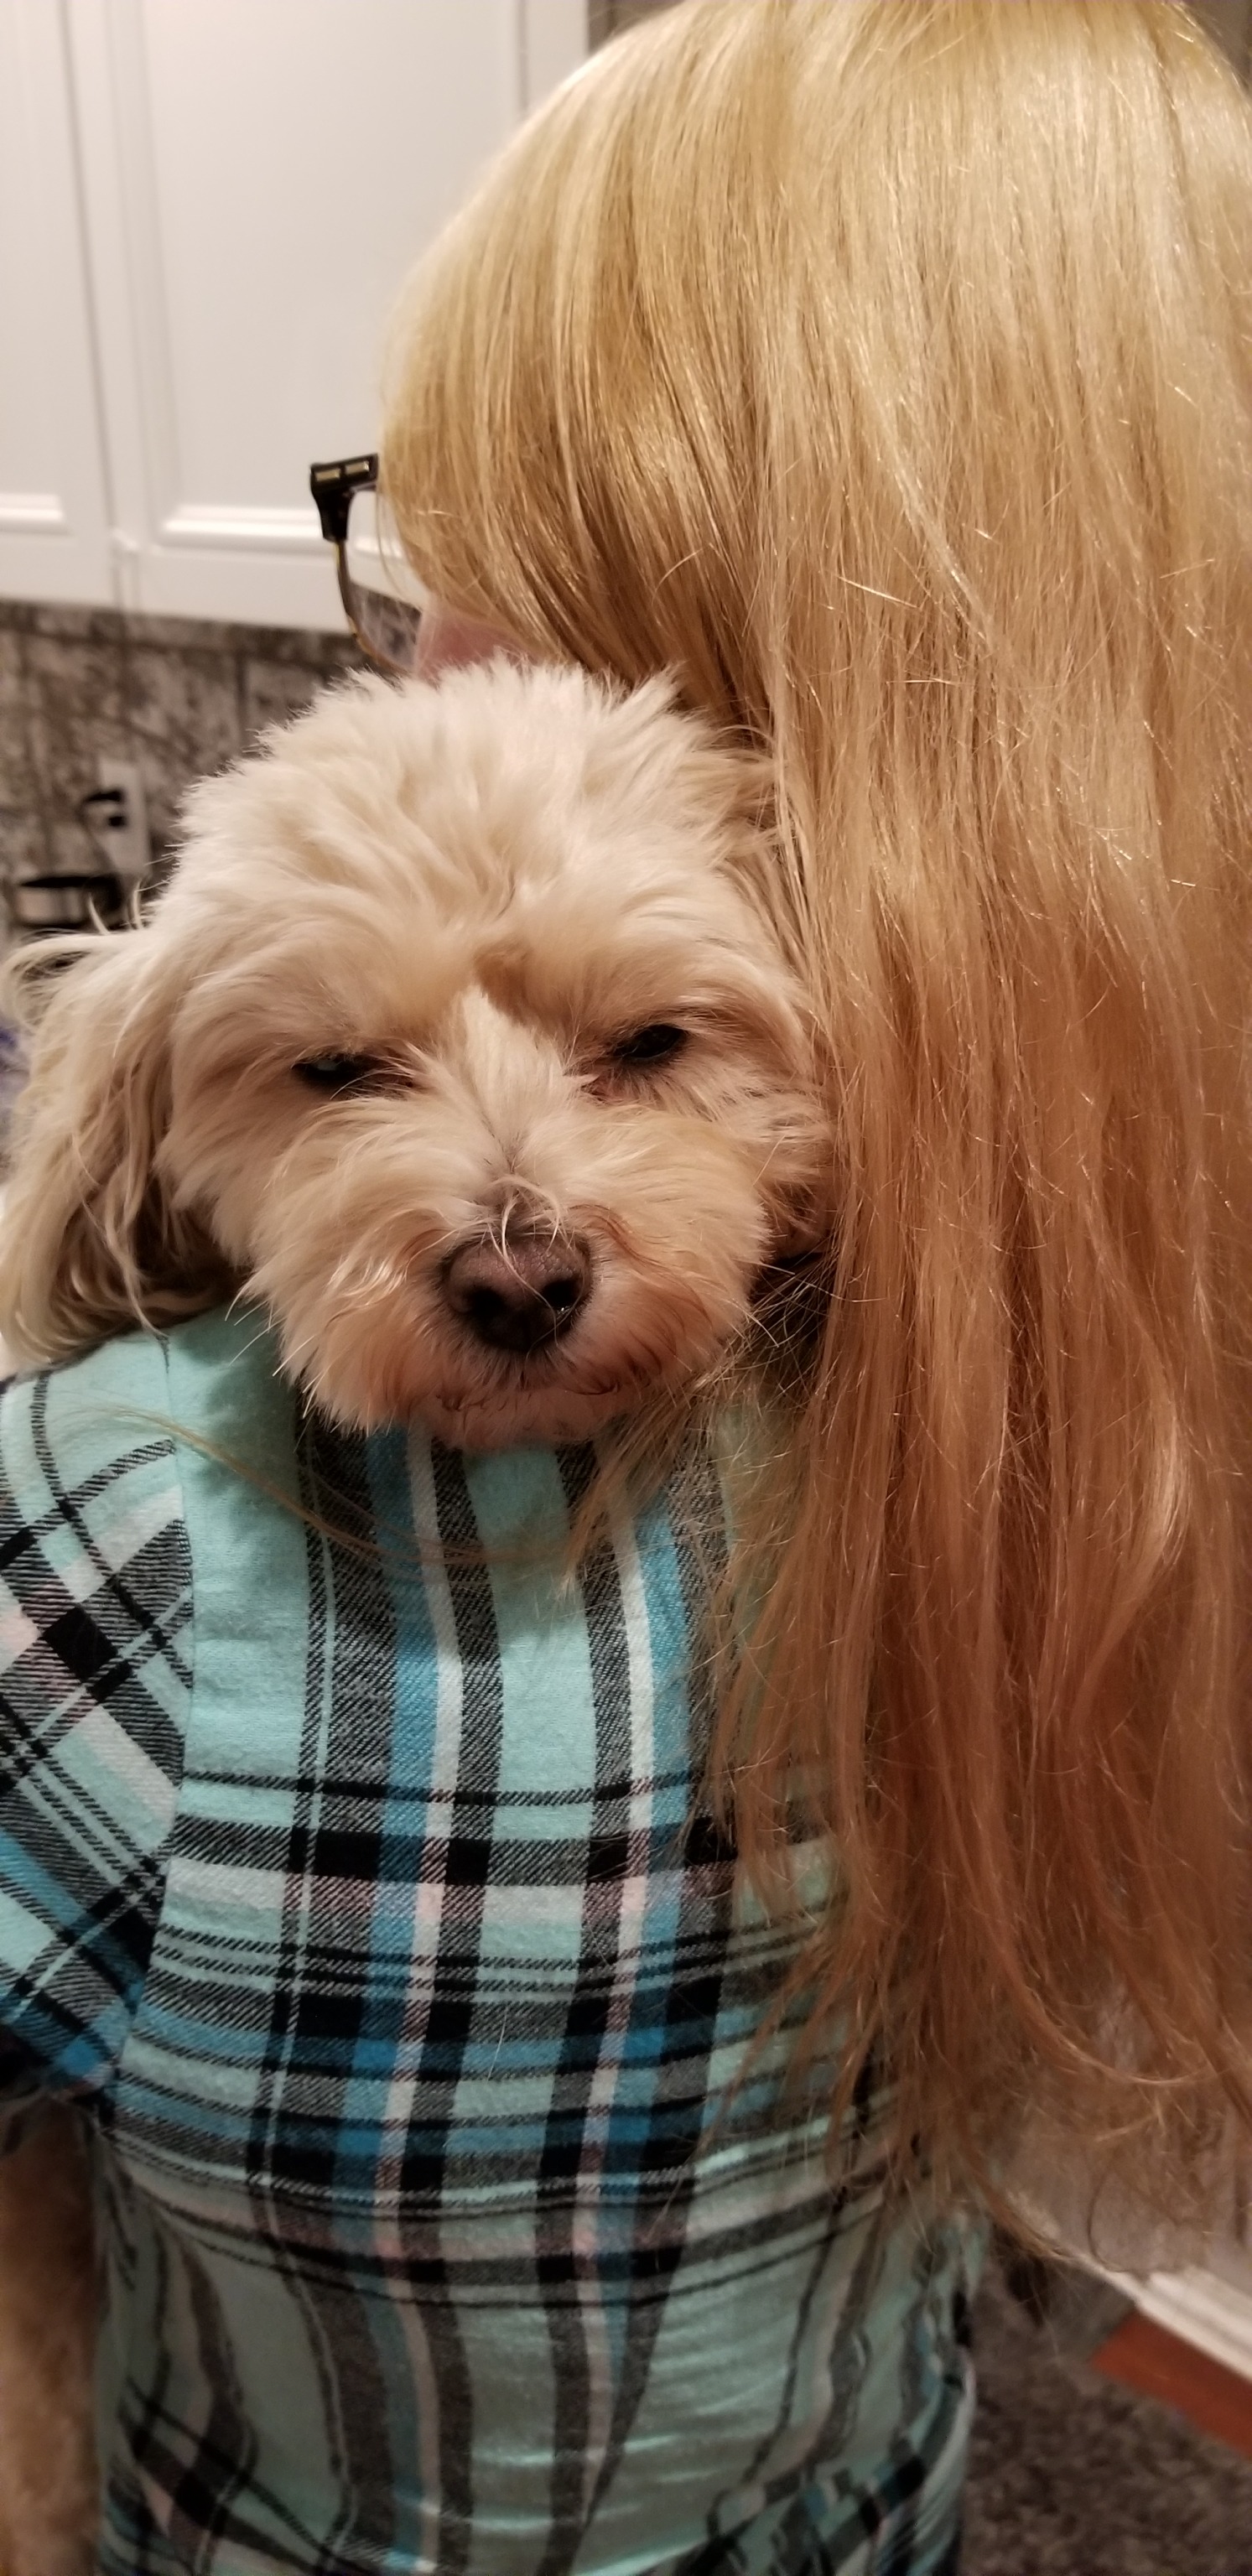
left=2, top=664, right=827, bottom=1445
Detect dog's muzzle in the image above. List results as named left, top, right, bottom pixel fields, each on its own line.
left=444, top=1226, right=590, bottom=1355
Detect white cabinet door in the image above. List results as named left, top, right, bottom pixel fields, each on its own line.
left=3, top=0, right=586, bottom=628
left=0, top=0, right=114, bottom=605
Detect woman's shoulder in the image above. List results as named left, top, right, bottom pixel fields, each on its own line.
left=0, top=1304, right=288, bottom=1480
left=2, top=1317, right=183, bottom=1535
left=0, top=1321, right=260, bottom=1612
left=0, top=1306, right=299, bottom=1615
left=0, top=1305, right=720, bottom=1702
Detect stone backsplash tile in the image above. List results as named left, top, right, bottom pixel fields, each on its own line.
left=0, top=600, right=362, bottom=901
left=0, top=630, right=35, bottom=813
left=242, top=653, right=350, bottom=741
left=127, top=639, right=246, bottom=859
left=1, top=815, right=46, bottom=882
left=24, top=630, right=130, bottom=830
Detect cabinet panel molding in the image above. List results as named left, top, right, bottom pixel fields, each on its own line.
left=0, top=0, right=113, bottom=603
left=63, top=0, right=577, bottom=629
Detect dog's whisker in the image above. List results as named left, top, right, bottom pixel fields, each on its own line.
left=236, top=1322, right=280, bottom=1366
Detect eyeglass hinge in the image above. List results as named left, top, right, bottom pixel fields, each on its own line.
left=309, top=453, right=378, bottom=547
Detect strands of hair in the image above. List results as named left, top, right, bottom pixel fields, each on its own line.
left=382, top=0, right=1252, bottom=2234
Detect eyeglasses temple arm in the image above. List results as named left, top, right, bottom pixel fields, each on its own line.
left=309, top=454, right=378, bottom=547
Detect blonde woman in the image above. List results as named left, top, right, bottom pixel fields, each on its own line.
left=387, top=0, right=1252, bottom=2227
left=0, top=4, right=1249, bottom=2571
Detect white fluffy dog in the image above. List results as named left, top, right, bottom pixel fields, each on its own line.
left=0, top=659, right=824, bottom=2575
left=1, top=660, right=824, bottom=1442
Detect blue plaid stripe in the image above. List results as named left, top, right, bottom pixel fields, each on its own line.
left=0, top=1312, right=982, bottom=2575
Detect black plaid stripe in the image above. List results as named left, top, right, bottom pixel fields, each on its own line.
left=253, top=1409, right=403, bottom=2571
left=404, top=1439, right=507, bottom=2174
left=28, top=1380, right=190, bottom=1700
left=581, top=1437, right=740, bottom=2544
left=408, top=1438, right=507, bottom=2576
left=303, top=1414, right=412, bottom=2576
left=0, top=1396, right=189, bottom=2090
left=3, top=1392, right=189, bottom=1772
left=535, top=1443, right=638, bottom=2571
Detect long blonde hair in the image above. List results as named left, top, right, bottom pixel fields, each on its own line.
left=383, top=0, right=1252, bottom=2223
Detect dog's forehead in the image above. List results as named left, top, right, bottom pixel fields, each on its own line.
left=391, top=756, right=727, bottom=918
left=307, top=706, right=748, bottom=936
left=304, top=663, right=736, bottom=890
left=414, top=799, right=761, bottom=1038
left=382, top=833, right=754, bottom=1036
left=179, top=664, right=770, bottom=1041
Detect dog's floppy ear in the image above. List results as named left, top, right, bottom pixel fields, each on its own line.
left=0, top=931, right=231, bottom=1367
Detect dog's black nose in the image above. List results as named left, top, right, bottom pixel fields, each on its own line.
left=444, top=1229, right=590, bottom=1354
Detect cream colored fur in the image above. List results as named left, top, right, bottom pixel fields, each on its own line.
left=1, top=660, right=823, bottom=1442
left=0, top=660, right=823, bottom=2566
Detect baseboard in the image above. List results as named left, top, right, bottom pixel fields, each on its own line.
left=1108, top=2265, right=1252, bottom=2386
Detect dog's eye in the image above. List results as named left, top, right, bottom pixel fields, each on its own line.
left=294, top=1053, right=382, bottom=1094
left=609, top=1024, right=689, bottom=1070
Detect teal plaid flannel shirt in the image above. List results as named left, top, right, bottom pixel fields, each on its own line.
left=0, top=1308, right=981, bottom=2576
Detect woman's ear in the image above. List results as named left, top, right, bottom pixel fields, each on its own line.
left=0, top=930, right=231, bottom=1367
left=411, top=600, right=535, bottom=680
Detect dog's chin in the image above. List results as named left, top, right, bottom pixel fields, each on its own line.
left=273, top=1301, right=670, bottom=1448
left=414, top=1377, right=637, bottom=1454
left=262, top=1252, right=756, bottom=1446
left=293, top=1317, right=709, bottom=1451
